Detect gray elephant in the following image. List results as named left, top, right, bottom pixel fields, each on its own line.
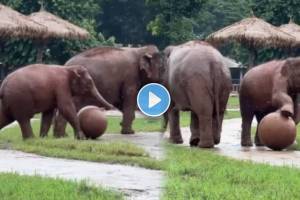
left=54, top=45, right=162, bottom=137
left=162, top=41, right=232, bottom=148
left=0, top=64, right=113, bottom=139
left=240, top=58, right=300, bottom=147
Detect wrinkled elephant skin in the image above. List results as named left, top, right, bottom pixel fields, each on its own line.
left=162, top=41, right=232, bottom=148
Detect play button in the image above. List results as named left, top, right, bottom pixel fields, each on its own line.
left=149, top=92, right=161, bottom=108
left=137, top=83, right=171, bottom=117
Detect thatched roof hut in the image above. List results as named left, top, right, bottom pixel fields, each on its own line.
left=207, top=16, right=295, bottom=67
left=29, top=11, right=90, bottom=40
left=0, top=4, right=46, bottom=38
left=207, top=16, right=295, bottom=48
left=279, top=20, right=300, bottom=47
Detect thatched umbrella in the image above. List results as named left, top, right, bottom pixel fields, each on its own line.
left=207, top=16, right=295, bottom=67
left=0, top=4, right=46, bottom=38
left=29, top=10, right=90, bottom=62
left=279, top=20, right=300, bottom=48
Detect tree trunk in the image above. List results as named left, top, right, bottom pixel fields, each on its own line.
left=36, top=40, right=47, bottom=63
left=248, top=45, right=257, bottom=68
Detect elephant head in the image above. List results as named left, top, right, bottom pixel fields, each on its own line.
left=272, top=58, right=300, bottom=117
left=68, top=65, right=113, bottom=110
left=138, top=45, right=163, bottom=84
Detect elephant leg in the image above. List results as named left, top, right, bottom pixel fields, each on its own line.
left=161, top=112, right=169, bottom=132
left=0, top=109, right=13, bottom=130
left=241, top=108, right=254, bottom=147
left=53, top=112, right=68, bottom=138
left=190, top=111, right=199, bottom=147
left=197, top=114, right=214, bottom=148
left=18, top=119, right=34, bottom=139
left=120, top=91, right=136, bottom=135
left=40, top=110, right=54, bottom=138
left=292, top=100, right=300, bottom=124
left=57, top=99, right=85, bottom=140
left=255, top=112, right=266, bottom=146
left=168, top=108, right=183, bottom=144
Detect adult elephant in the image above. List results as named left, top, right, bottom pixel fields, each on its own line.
left=240, top=58, right=300, bottom=147
left=54, top=45, right=162, bottom=137
left=0, top=64, right=113, bottom=139
left=163, top=41, right=232, bottom=148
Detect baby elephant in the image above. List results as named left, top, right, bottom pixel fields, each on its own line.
left=0, top=64, right=113, bottom=139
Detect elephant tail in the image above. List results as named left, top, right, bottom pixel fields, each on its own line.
left=211, top=62, right=222, bottom=132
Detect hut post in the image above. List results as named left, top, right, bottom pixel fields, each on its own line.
left=36, top=40, right=47, bottom=63
left=248, top=45, right=257, bottom=68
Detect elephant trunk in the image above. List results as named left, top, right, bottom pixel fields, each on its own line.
left=91, top=87, right=114, bottom=110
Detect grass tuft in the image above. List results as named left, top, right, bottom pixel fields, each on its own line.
left=0, top=120, right=163, bottom=170
left=164, top=145, right=300, bottom=200
left=0, top=173, right=123, bottom=200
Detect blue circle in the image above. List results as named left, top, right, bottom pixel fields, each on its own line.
left=137, top=83, right=171, bottom=117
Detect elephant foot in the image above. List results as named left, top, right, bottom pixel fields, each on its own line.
left=198, top=140, right=214, bottom=148
left=22, top=135, right=34, bottom=140
left=54, top=132, right=68, bottom=138
left=189, top=138, right=200, bottom=147
left=214, top=137, right=220, bottom=145
left=241, top=139, right=253, bottom=147
left=169, top=136, right=183, bottom=144
left=40, top=133, right=48, bottom=138
left=255, top=141, right=265, bottom=147
left=75, top=131, right=86, bottom=140
left=121, top=129, right=135, bottom=135
left=53, top=132, right=68, bottom=138
left=255, top=137, right=265, bottom=146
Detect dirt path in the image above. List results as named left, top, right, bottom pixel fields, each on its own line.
left=0, top=150, right=163, bottom=200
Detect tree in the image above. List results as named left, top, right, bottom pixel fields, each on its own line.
left=98, top=0, right=159, bottom=45
left=0, top=0, right=115, bottom=72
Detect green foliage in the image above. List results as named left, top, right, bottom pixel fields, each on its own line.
left=0, top=173, right=123, bottom=200
left=2, top=0, right=300, bottom=69
left=0, top=0, right=115, bottom=70
left=98, top=0, right=160, bottom=45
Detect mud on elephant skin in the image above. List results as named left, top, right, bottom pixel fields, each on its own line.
left=240, top=57, right=300, bottom=147
left=53, top=45, right=163, bottom=137
left=162, top=40, right=232, bottom=148
left=0, top=64, right=113, bottom=139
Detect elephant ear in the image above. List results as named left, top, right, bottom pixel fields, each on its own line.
left=282, top=57, right=300, bottom=77
left=139, top=53, right=153, bottom=78
left=163, top=46, right=175, bottom=58
left=69, top=66, right=89, bottom=95
left=281, top=59, right=292, bottom=77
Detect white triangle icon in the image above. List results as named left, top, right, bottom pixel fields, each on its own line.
left=148, top=92, right=161, bottom=108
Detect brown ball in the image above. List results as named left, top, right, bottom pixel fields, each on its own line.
left=258, top=112, right=296, bottom=151
left=78, top=106, right=107, bottom=139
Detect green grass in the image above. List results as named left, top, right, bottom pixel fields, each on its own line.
left=227, top=95, right=239, bottom=109
left=65, top=111, right=240, bottom=135
left=164, top=145, right=300, bottom=200
left=0, top=173, right=123, bottom=200
left=0, top=120, right=162, bottom=170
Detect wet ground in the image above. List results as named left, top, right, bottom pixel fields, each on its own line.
left=0, top=150, right=163, bottom=200
left=103, top=118, right=300, bottom=168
